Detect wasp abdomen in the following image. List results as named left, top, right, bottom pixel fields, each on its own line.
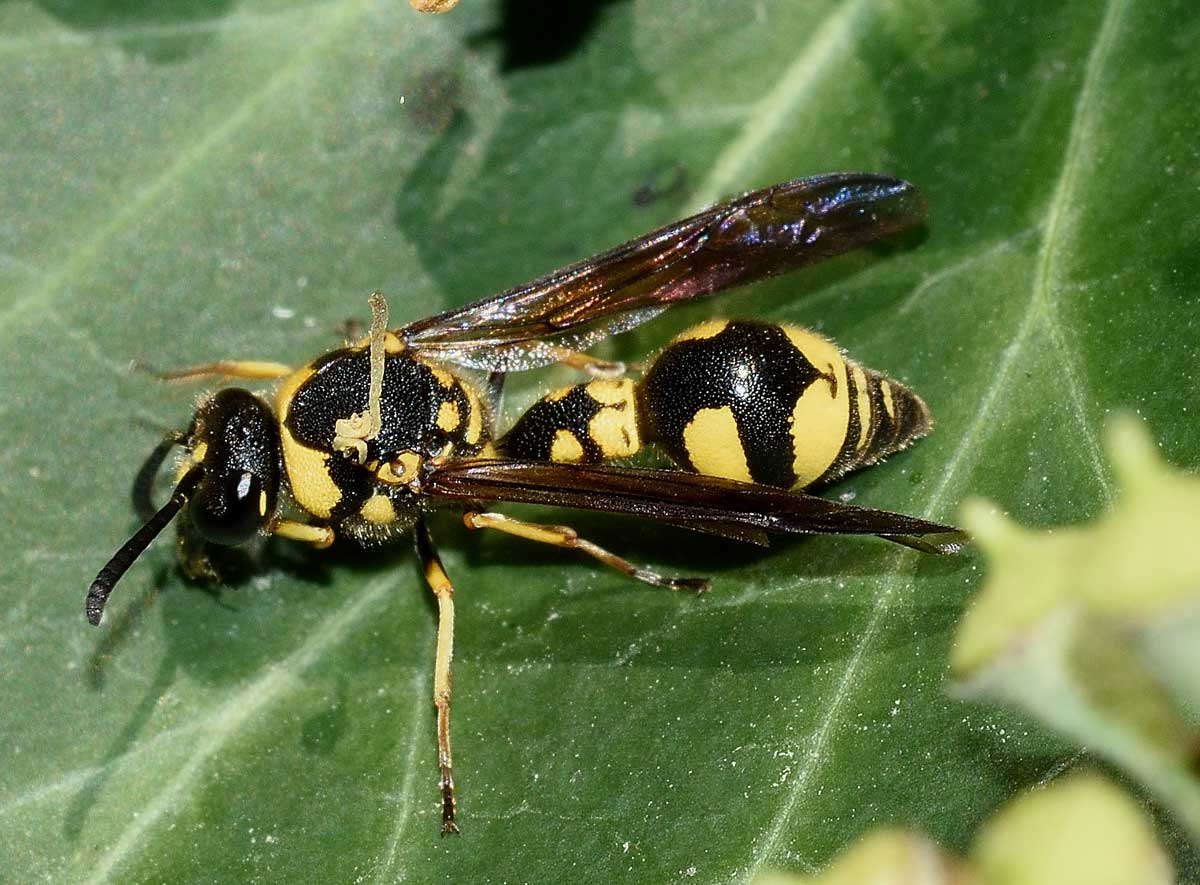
left=638, top=319, right=930, bottom=490
left=833, top=358, right=932, bottom=485
left=499, top=379, right=641, bottom=463
left=502, top=319, right=930, bottom=489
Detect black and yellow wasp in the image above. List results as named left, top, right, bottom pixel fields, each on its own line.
left=85, top=172, right=965, bottom=833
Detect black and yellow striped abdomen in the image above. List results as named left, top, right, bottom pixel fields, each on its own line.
left=639, top=319, right=930, bottom=489
left=499, top=379, right=640, bottom=464
left=500, top=318, right=931, bottom=491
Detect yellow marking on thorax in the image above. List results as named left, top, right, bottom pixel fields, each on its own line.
left=378, top=451, right=423, bottom=485
left=544, top=384, right=574, bottom=403
left=672, top=318, right=730, bottom=342
left=359, top=493, right=397, bottom=525
left=584, top=378, right=640, bottom=458
left=470, top=383, right=489, bottom=443
left=418, top=358, right=489, bottom=446
left=190, top=441, right=209, bottom=466
left=550, top=429, right=585, bottom=463
left=850, top=363, right=871, bottom=452
left=589, top=409, right=639, bottom=458
left=276, top=363, right=345, bottom=519
left=437, top=400, right=461, bottom=432
left=781, top=325, right=850, bottom=489
left=682, top=407, right=752, bottom=482
left=462, top=381, right=487, bottom=445
left=275, top=363, right=314, bottom=419
left=280, top=431, right=343, bottom=519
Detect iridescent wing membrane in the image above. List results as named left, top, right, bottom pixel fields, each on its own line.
left=398, top=173, right=926, bottom=372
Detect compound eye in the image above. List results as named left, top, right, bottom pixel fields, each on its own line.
left=186, top=388, right=281, bottom=547
left=191, top=470, right=269, bottom=546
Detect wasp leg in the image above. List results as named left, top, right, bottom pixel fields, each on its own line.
left=462, top=511, right=709, bottom=591
left=546, top=347, right=626, bottom=379
left=177, top=511, right=220, bottom=581
left=268, top=519, right=335, bottom=549
left=153, top=360, right=295, bottom=382
left=415, top=518, right=460, bottom=834
left=486, top=371, right=506, bottom=412
left=338, top=316, right=363, bottom=342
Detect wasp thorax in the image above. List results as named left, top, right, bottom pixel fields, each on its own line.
left=189, top=388, right=281, bottom=545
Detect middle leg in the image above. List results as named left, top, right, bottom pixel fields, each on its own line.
left=415, top=518, right=460, bottom=834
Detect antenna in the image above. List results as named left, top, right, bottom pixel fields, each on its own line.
left=86, top=465, right=204, bottom=626
left=131, top=430, right=188, bottom=520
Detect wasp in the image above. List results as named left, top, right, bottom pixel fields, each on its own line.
left=85, top=173, right=965, bottom=833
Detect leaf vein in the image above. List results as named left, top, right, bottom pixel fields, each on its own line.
left=0, top=0, right=368, bottom=332
left=686, top=0, right=869, bottom=211
left=893, top=226, right=1040, bottom=318
left=82, top=573, right=399, bottom=885
left=739, top=585, right=895, bottom=883
left=374, top=668, right=432, bottom=884
left=1027, top=0, right=1128, bottom=500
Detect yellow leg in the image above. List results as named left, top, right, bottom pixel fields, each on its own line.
left=462, top=511, right=709, bottom=591
left=547, top=347, right=626, bottom=379
left=155, top=360, right=294, bottom=382
left=415, top=519, right=459, bottom=834
left=269, top=519, right=335, bottom=549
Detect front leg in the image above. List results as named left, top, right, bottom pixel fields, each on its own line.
left=268, top=518, right=335, bottom=549
left=152, top=359, right=295, bottom=382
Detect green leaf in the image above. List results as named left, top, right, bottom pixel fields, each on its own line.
left=1, top=0, right=1197, bottom=881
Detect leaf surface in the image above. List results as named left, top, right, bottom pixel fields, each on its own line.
left=1, top=0, right=1198, bottom=880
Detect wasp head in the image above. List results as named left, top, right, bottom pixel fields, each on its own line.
left=186, top=388, right=281, bottom=545
left=86, top=388, right=281, bottom=625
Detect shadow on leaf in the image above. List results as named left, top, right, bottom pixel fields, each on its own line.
left=28, top=0, right=237, bottom=62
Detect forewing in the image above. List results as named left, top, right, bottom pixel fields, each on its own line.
left=400, top=173, right=926, bottom=372
left=424, top=460, right=967, bottom=553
